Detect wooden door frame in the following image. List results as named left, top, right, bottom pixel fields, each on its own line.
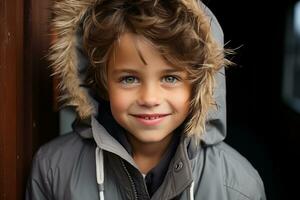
left=1, top=0, right=58, bottom=199
left=0, top=0, right=24, bottom=199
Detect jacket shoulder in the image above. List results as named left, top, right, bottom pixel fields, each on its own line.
left=27, top=133, right=96, bottom=199
left=34, top=132, right=94, bottom=169
left=214, top=142, right=266, bottom=199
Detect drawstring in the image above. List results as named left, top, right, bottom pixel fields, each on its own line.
left=189, top=181, right=194, bottom=200
left=96, top=147, right=105, bottom=200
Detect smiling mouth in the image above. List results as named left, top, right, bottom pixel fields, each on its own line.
left=130, top=114, right=170, bottom=120
left=130, top=114, right=170, bottom=126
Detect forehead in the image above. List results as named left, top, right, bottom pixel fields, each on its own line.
left=108, top=32, right=184, bottom=71
left=112, top=32, right=148, bottom=66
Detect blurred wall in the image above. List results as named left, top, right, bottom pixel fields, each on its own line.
left=205, top=0, right=300, bottom=199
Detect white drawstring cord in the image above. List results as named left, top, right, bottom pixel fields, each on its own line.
left=189, top=181, right=194, bottom=200
left=96, top=147, right=105, bottom=200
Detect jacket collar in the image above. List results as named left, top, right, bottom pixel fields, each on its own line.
left=152, top=136, right=195, bottom=199
left=91, top=116, right=138, bottom=168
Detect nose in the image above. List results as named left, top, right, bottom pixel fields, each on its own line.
left=137, top=83, right=161, bottom=107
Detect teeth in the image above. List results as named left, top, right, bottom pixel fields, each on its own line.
left=143, top=116, right=159, bottom=120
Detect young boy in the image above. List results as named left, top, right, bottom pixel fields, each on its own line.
left=26, top=0, right=266, bottom=199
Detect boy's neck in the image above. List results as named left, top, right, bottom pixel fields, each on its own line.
left=127, top=133, right=173, bottom=174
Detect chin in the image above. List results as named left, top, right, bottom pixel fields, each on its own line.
left=131, top=130, right=173, bottom=144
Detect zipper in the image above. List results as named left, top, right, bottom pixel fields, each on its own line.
left=142, top=176, right=150, bottom=199
left=121, top=160, right=138, bottom=200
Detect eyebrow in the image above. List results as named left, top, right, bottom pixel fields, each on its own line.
left=111, top=69, right=139, bottom=74
left=111, top=68, right=185, bottom=74
left=161, top=68, right=185, bottom=73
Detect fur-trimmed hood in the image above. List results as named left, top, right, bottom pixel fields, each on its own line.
left=50, top=0, right=227, bottom=145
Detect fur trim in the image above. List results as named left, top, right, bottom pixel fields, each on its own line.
left=50, top=0, right=96, bottom=119
left=50, top=0, right=227, bottom=144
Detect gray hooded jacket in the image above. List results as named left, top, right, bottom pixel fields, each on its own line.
left=26, top=0, right=266, bottom=199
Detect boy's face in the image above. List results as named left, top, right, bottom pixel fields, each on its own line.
left=107, top=33, right=191, bottom=146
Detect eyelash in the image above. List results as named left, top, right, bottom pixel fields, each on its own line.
left=162, top=75, right=180, bottom=83
left=119, top=76, right=139, bottom=84
left=119, top=75, right=181, bottom=85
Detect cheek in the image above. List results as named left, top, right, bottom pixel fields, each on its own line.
left=108, top=87, right=133, bottom=114
left=168, top=88, right=190, bottom=114
left=177, top=95, right=190, bottom=113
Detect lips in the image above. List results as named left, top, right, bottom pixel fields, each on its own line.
left=130, top=113, right=170, bottom=126
left=131, top=114, right=170, bottom=120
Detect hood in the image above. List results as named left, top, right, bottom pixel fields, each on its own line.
left=50, top=0, right=227, bottom=146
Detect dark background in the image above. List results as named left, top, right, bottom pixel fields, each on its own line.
left=205, top=0, right=300, bottom=199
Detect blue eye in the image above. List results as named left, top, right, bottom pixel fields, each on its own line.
left=120, top=76, right=138, bottom=84
left=163, top=76, right=179, bottom=83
